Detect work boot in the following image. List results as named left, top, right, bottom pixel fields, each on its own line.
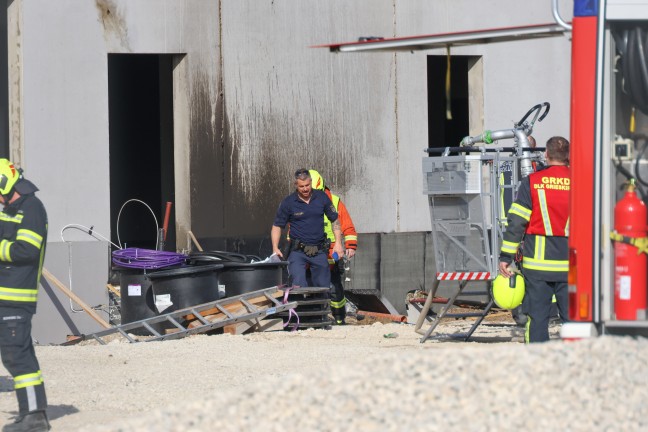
left=511, top=305, right=528, bottom=327
left=2, top=411, right=50, bottom=432
left=331, top=308, right=346, bottom=325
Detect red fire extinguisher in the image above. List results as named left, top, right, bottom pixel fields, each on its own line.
left=614, top=179, right=648, bottom=320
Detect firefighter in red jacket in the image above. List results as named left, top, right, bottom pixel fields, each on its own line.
left=499, top=137, right=570, bottom=343
left=309, top=170, right=358, bottom=325
left=0, top=159, right=50, bottom=431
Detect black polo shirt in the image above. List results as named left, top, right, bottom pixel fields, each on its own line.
left=273, top=190, right=338, bottom=245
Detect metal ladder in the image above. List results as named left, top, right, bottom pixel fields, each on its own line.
left=70, top=286, right=297, bottom=345
left=413, top=278, right=494, bottom=342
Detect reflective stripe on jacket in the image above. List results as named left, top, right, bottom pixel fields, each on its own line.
left=0, top=193, right=48, bottom=311
left=323, top=188, right=357, bottom=263
left=526, top=165, right=570, bottom=236
left=499, top=165, right=569, bottom=282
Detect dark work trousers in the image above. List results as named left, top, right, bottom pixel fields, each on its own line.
left=329, top=263, right=346, bottom=322
left=523, top=276, right=569, bottom=343
left=0, top=311, right=47, bottom=415
left=288, top=250, right=331, bottom=288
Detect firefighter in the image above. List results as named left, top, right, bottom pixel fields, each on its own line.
left=503, top=135, right=554, bottom=326
left=498, top=137, right=570, bottom=343
left=0, top=159, right=50, bottom=431
left=271, top=169, right=343, bottom=289
left=308, top=170, right=358, bottom=325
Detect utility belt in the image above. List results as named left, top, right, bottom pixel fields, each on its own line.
left=291, top=239, right=330, bottom=257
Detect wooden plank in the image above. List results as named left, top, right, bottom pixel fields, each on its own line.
left=106, top=284, right=121, bottom=298
left=186, top=297, right=277, bottom=329
left=42, top=268, right=112, bottom=329
left=187, top=231, right=204, bottom=252
left=223, top=321, right=252, bottom=335
left=186, top=301, right=271, bottom=329
left=184, top=291, right=282, bottom=321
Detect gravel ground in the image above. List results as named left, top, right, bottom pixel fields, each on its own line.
left=1, top=318, right=647, bottom=431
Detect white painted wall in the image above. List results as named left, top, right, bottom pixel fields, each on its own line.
left=221, top=0, right=398, bottom=233
left=8, top=0, right=219, bottom=244
left=6, top=0, right=576, bottom=339
left=7, top=0, right=220, bottom=342
left=222, top=0, right=573, bottom=234
left=395, top=0, right=573, bottom=231
left=9, top=0, right=573, bottom=240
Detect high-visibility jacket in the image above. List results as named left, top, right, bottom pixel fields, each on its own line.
left=499, top=159, right=545, bottom=226
left=499, top=165, right=570, bottom=281
left=499, top=162, right=514, bottom=227
left=0, top=192, right=48, bottom=313
left=323, top=188, right=357, bottom=263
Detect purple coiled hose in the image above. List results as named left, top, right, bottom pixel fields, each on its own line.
left=112, top=248, right=188, bottom=270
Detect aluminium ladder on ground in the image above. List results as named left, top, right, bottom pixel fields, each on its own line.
left=71, top=286, right=297, bottom=345
left=414, top=150, right=525, bottom=342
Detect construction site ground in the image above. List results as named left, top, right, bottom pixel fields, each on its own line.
left=1, top=307, right=646, bottom=431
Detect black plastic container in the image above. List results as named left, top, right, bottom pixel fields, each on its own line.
left=118, top=267, right=162, bottom=335
left=189, top=251, right=250, bottom=263
left=218, top=261, right=288, bottom=297
left=147, top=263, right=223, bottom=311
left=118, top=264, right=222, bottom=335
left=188, top=252, right=287, bottom=297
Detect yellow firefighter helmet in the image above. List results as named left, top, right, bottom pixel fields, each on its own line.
left=309, top=169, right=325, bottom=191
left=491, top=274, right=525, bottom=310
left=0, top=159, right=20, bottom=196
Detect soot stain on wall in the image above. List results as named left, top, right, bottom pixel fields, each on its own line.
left=190, top=69, right=223, bottom=241
left=221, top=109, right=286, bottom=238
left=95, top=0, right=130, bottom=51
left=192, top=71, right=366, bottom=255
left=220, top=105, right=356, bottom=255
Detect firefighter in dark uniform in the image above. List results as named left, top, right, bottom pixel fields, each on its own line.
left=271, top=168, right=343, bottom=288
left=498, top=137, right=570, bottom=343
left=0, top=159, right=50, bottom=431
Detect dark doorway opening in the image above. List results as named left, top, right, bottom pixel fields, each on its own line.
left=108, top=54, right=175, bottom=250
left=427, top=55, right=471, bottom=149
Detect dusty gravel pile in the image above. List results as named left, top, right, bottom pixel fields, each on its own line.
left=2, top=321, right=647, bottom=431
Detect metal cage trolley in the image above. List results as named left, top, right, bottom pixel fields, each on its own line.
left=414, top=103, right=549, bottom=342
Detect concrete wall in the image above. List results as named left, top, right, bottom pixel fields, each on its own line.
left=347, top=232, right=491, bottom=315
left=8, top=0, right=220, bottom=244
left=33, top=242, right=110, bottom=345
left=6, top=0, right=574, bottom=336
left=9, top=0, right=572, bottom=244
left=214, top=0, right=397, bottom=253
left=215, top=0, right=572, bottom=311
left=0, top=4, right=7, bottom=156
left=395, top=0, right=573, bottom=232
left=6, top=0, right=220, bottom=342
left=219, top=0, right=572, bottom=243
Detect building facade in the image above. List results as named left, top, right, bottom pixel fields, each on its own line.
left=2, top=0, right=572, bottom=341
